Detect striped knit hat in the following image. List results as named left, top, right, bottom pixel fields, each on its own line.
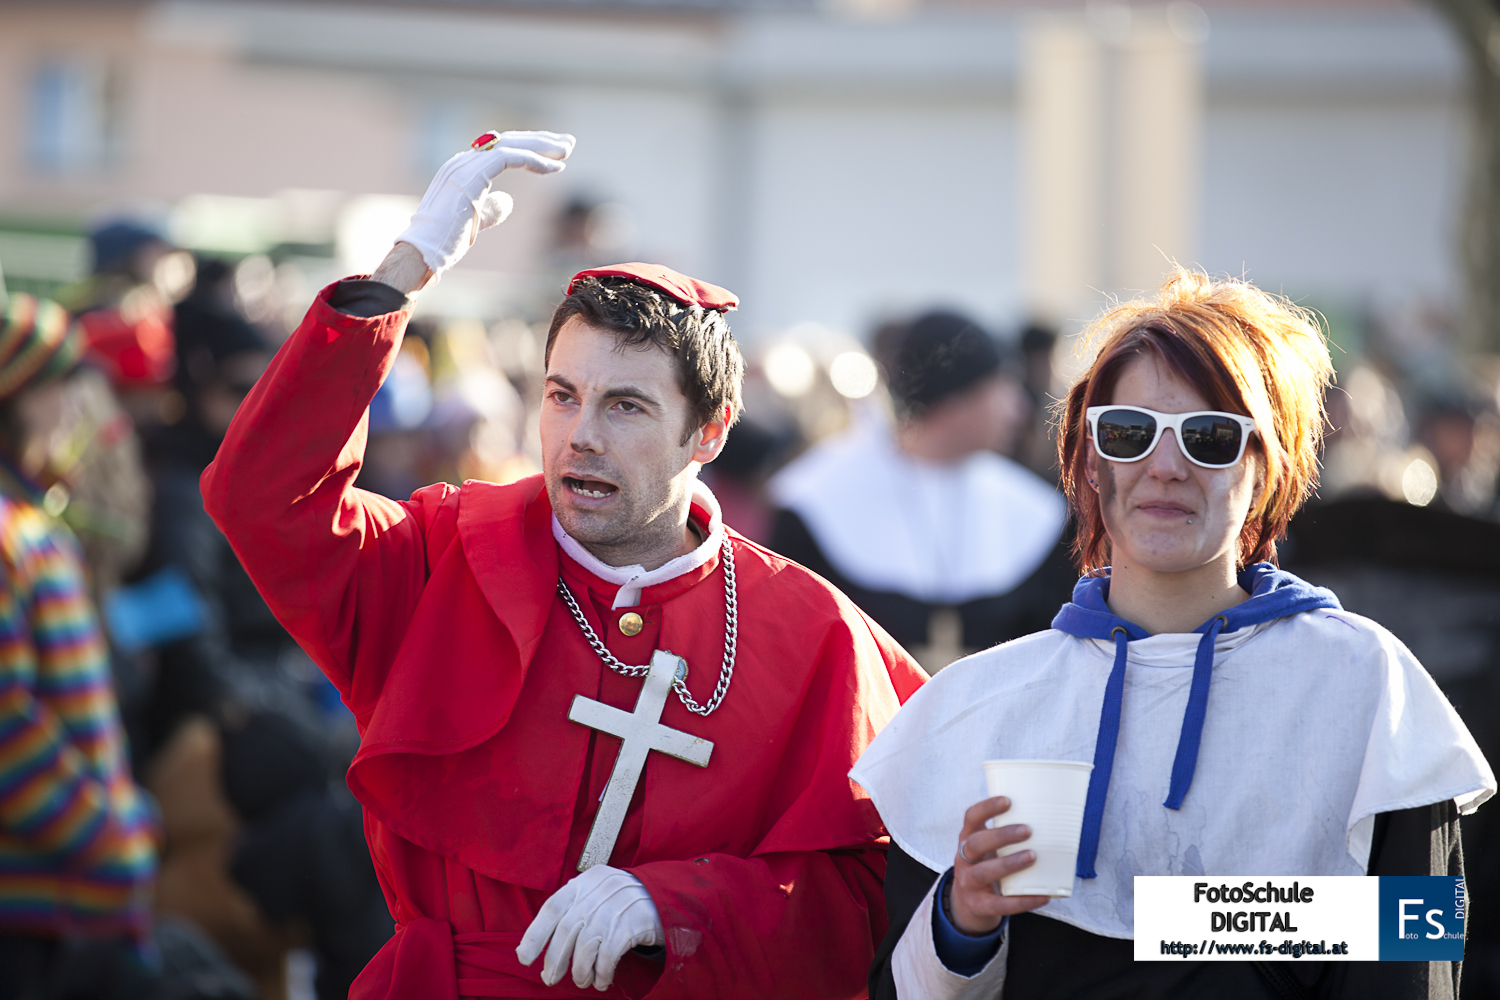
left=0, top=294, right=83, bottom=401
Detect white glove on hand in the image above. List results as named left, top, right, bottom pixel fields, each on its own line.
left=516, top=865, right=664, bottom=991
left=395, top=130, right=575, bottom=276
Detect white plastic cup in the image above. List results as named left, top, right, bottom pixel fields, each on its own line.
left=980, top=759, right=1093, bottom=897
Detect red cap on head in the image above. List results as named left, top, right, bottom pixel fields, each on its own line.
left=567, top=263, right=738, bottom=312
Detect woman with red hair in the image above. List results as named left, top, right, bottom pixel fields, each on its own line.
left=855, top=270, right=1494, bottom=999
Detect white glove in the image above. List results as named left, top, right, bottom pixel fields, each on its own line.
left=516, top=865, right=664, bottom=991
left=395, top=129, right=575, bottom=276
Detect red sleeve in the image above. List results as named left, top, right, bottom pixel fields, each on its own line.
left=199, top=282, right=450, bottom=720
left=632, top=848, right=887, bottom=1000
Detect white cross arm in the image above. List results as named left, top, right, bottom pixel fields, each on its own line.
left=568, top=699, right=713, bottom=767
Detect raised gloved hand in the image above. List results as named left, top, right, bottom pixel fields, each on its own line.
left=515, top=865, right=664, bottom=991
left=395, top=129, right=575, bottom=277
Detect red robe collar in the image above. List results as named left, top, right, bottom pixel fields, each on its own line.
left=456, top=474, right=557, bottom=679
left=346, top=477, right=558, bottom=781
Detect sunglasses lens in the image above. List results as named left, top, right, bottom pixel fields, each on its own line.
left=1095, top=408, right=1158, bottom=460
left=1180, top=414, right=1243, bottom=467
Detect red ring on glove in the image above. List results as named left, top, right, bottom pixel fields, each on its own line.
left=471, top=131, right=501, bottom=151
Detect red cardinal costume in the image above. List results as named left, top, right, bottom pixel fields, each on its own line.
left=201, top=269, right=926, bottom=1000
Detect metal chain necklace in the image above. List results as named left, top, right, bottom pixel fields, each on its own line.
left=557, top=535, right=738, bottom=717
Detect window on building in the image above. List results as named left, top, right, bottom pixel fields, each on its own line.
left=27, top=58, right=121, bottom=174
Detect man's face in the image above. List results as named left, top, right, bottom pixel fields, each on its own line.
left=541, top=317, right=728, bottom=564
left=946, top=373, right=1031, bottom=456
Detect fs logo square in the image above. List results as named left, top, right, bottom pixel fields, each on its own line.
left=1379, top=876, right=1466, bottom=961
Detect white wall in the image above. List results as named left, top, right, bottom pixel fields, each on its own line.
left=743, top=93, right=1019, bottom=335
left=1197, top=13, right=1464, bottom=308
left=0, top=1, right=1472, bottom=342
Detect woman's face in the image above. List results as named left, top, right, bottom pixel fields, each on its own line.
left=1085, top=354, right=1262, bottom=576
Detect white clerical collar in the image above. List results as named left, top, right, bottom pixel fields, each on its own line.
left=768, top=421, right=1066, bottom=604
left=552, top=480, right=725, bottom=610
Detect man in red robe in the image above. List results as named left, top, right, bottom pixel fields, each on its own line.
left=201, top=130, right=926, bottom=999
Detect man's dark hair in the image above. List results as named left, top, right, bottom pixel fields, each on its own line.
left=878, top=310, right=1003, bottom=420
left=546, top=277, right=743, bottom=444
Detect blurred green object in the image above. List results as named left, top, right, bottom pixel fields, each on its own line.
left=0, top=226, right=88, bottom=303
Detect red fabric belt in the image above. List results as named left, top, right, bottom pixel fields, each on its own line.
left=372, top=917, right=659, bottom=1000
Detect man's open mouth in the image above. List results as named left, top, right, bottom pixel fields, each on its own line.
left=563, top=476, right=618, bottom=499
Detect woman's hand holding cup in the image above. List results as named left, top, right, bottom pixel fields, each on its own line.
left=948, top=796, right=1052, bottom=935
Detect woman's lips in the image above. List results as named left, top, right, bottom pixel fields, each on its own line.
left=1136, top=501, right=1193, bottom=518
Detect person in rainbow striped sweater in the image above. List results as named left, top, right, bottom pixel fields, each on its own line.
left=0, top=292, right=158, bottom=998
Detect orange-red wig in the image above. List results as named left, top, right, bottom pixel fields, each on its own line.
left=1056, top=269, right=1335, bottom=574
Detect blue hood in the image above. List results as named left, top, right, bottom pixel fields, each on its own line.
left=1052, top=563, right=1341, bottom=641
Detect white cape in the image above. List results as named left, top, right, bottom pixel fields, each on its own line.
left=769, top=424, right=1065, bottom=605
left=851, top=609, right=1495, bottom=940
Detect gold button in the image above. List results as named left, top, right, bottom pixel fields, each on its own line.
left=618, top=612, right=644, bottom=637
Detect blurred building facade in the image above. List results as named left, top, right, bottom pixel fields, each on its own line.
left=0, top=0, right=1468, bottom=338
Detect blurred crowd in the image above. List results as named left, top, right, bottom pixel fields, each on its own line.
left=3, top=200, right=1500, bottom=1000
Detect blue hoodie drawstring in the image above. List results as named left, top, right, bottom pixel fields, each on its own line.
left=1053, top=564, right=1341, bottom=881
left=1076, top=626, right=1130, bottom=879
left=1165, top=615, right=1229, bottom=810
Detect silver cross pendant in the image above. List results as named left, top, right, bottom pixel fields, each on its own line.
left=567, top=649, right=715, bottom=871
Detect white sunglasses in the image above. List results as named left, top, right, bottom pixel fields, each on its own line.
left=1086, top=405, right=1257, bottom=469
